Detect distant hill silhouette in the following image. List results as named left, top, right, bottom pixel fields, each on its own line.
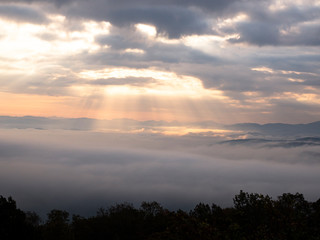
left=0, top=116, right=176, bottom=131
left=221, top=137, right=320, bottom=148
left=227, top=121, right=320, bottom=137
left=1, top=116, right=320, bottom=138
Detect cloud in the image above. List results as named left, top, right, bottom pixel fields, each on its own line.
left=89, top=25, right=218, bottom=65
left=0, top=4, right=48, bottom=24
left=88, top=77, right=156, bottom=86
left=1, top=129, right=320, bottom=217
left=1, top=0, right=239, bottom=38
left=94, top=6, right=211, bottom=39
left=0, top=0, right=319, bottom=124
left=226, top=3, right=320, bottom=46
left=95, top=26, right=148, bottom=50
left=0, top=0, right=73, bottom=7
left=283, top=23, right=320, bottom=46
left=229, top=21, right=280, bottom=45
left=2, top=0, right=320, bottom=44
left=52, top=0, right=240, bottom=38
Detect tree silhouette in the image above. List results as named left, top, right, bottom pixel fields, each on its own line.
left=0, top=195, right=34, bottom=240
left=1, top=192, right=320, bottom=240
left=43, top=209, right=72, bottom=240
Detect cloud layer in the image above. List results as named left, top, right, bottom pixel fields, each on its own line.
left=1, top=129, right=320, bottom=217
left=0, top=0, right=319, bottom=123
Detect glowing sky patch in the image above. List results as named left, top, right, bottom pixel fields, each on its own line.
left=146, top=126, right=238, bottom=136
left=79, top=67, right=225, bottom=97
left=251, top=67, right=275, bottom=73
left=123, top=48, right=145, bottom=54
left=135, top=23, right=157, bottom=37
left=0, top=92, right=78, bottom=117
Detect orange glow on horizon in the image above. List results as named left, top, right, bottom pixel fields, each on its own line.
left=0, top=91, right=220, bottom=122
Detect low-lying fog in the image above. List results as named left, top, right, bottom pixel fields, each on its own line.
left=0, top=128, right=319, bottom=218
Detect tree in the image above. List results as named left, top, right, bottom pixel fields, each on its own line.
left=140, top=201, right=164, bottom=217
left=233, top=190, right=274, bottom=240
left=43, top=209, right=72, bottom=240
left=190, top=203, right=212, bottom=222
left=0, top=195, right=34, bottom=240
left=274, top=193, right=311, bottom=239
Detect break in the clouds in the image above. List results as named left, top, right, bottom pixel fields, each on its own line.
left=0, top=0, right=320, bottom=123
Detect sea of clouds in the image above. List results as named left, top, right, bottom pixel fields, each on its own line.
left=1, top=127, right=319, bottom=218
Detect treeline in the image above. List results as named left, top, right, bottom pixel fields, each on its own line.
left=1, top=191, right=320, bottom=240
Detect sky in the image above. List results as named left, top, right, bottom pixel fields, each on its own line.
left=0, top=0, right=320, bottom=124
left=1, top=0, right=320, bottom=218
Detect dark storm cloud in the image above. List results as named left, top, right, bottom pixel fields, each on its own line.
left=172, top=63, right=280, bottom=96
left=84, top=0, right=320, bottom=44
left=80, top=40, right=217, bottom=69
left=230, top=21, right=320, bottom=46
left=229, top=21, right=280, bottom=46
left=64, top=4, right=211, bottom=39
left=178, top=46, right=320, bottom=94
left=95, top=26, right=147, bottom=50
left=254, top=53, right=320, bottom=74
left=95, top=34, right=144, bottom=50
left=2, top=0, right=245, bottom=38
left=108, top=6, right=210, bottom=39
left=0, top=4, right=48, bottom=24
left=144, top=43, right=217, bottom=64
left=227, top=4, right=320, bottom=46
left=283, top=24, right=320, bottom=46
left=4, top=0, right=320, bottom=44
left=95, top=0, right=241, bottom=12
left=0, top=0, right=72, bottom=7
left=2, top=0, right=239, bottom=8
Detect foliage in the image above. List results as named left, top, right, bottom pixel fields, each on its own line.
left=0, top=195, right=40, bottom=240
left=1, top=192, right=320, bottom=240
